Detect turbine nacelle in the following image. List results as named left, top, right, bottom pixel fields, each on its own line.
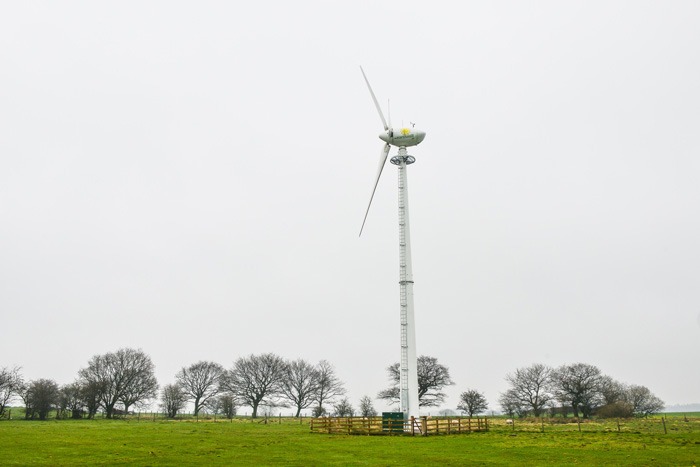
left=379, top=127, right=426, bottom=148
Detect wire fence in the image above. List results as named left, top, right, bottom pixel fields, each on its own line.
left=0, top=407, right=311, bottom=424
left=3, top=407, right=698, bottom=437
left=309, top=415, right=699, bottom=436
left=487, top=415, right=699, bottom=435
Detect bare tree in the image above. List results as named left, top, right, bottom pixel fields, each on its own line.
left=80, top=380, right=104, bottom=419
left=161, top=384, right=187, bottom=418
left=24, top=379, right=60, bottom=420
left=503, top=363, right=553, bottom=417
left=594, top=375, right=632, bottom=417
left=551, top=363, right=602, bottom=418
left=599, top=375, right=627, bottom=406
left=378, top=355, right=454, bottom=407
left=59, top=382, right=86, bottom=419
left=78, top=348, right=159, bottom=418
left=333, top=397, right=354, bottom=417
left=313, top=360, right=345, bottom=417
left=212, top=394, right=237, bottom=419
left=280, top=359, right=319, bottom=417
left=0, top=366, right=23, bottom=417
left=359, top=395, right=377, bottom=417
left=221, top=353, right=286, bottom=418
left=176, top=361, right=224, bottom=417
left=626, top=385, right=664, bottom=417
left=498, top=389, right=526, bottom=418
left=119, top=351, right=159, bottom=414
left=457, top=389, right=489, bottom=416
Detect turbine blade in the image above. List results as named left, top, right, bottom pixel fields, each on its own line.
left=359, top=143, right=391, bottom=236
left=387, top=99, right=391, bottom=129
left=360, top=66, right=389, bottom=131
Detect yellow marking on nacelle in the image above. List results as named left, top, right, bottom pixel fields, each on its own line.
left=401, top=128, right=410, bottom=136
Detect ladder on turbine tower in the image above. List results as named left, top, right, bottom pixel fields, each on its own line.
left=398, top=160, right=410, bottom=414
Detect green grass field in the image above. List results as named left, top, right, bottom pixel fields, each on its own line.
left=1, top=415, right=698, bottom=465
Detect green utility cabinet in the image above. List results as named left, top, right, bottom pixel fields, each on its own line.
left=382, top=412, right=404, bottom=433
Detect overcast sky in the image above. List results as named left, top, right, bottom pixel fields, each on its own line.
left=1, top=1, right=698, bottom=414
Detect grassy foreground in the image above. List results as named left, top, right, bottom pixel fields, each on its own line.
left=1, top=416, right=698, bottom=466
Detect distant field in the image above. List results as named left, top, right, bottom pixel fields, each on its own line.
left=1, top=415, right=698, bottom=465
left=666, top=412, right=700, bottom=418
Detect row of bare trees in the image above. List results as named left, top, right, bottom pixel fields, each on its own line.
left=162, top=355, right=346, bottom=418
left=1, top=349, right=159, bottom=420
left=499, top=363, right=664, bottom=418
left=2, top=350, right=348, bottom=420
left=2, top=356, right=665, bottom=420
left=372, top=357, right=663, bottom=419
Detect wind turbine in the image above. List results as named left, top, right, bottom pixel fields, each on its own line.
left=359, top=67, right=425, bottom=423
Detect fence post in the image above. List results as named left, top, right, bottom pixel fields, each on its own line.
left=541, top=417, right=545, bottom=433
left=617, top=419, right=620, bottom=432
left=421, top=416, right=428, bottom=436
left=662, top=416, right=667, bottom=434
left=577, top=417, right=581, bottom=432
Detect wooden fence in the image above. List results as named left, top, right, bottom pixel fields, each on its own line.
left=309, top=416, right=488, bottom=436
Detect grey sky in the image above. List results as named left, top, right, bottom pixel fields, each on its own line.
left=1, top=1, right=698, bottom=413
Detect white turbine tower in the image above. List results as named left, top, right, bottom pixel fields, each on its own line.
left=359, top=67, right=425, bottom=423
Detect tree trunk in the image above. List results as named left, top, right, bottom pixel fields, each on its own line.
left=251, top=401, right=259, bottom=418
left=194, top=396, right=201, bottom=417
left=105, top=403, right=115, bottom=419
left=295, top=406, right=301, bottom=417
